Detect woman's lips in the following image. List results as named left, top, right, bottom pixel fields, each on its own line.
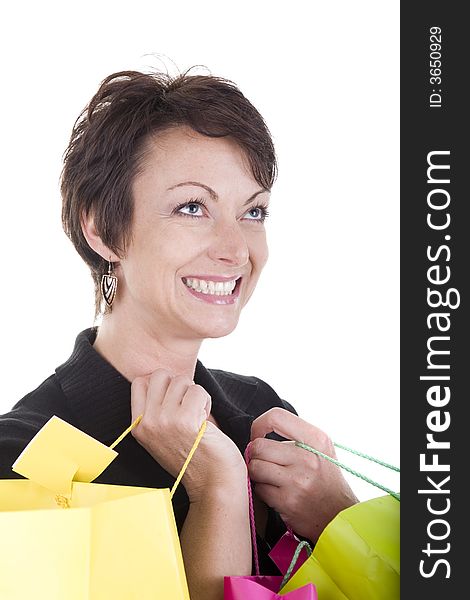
left=182, top=276, right=242, bottom=305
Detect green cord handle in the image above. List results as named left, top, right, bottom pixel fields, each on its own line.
left=295, top=441, right=400, bottom=502
left=333, top=442, right=400, bottom=472
left=279, top=540, right=313, bottom=591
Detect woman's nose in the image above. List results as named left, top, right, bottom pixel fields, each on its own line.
left=207, top=220, right=249, bottom=267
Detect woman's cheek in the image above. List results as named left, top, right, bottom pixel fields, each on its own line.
left=252, top=231, right=269, bottom=270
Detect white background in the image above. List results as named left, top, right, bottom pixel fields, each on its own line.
left=0, top=1, right=399, bottom=501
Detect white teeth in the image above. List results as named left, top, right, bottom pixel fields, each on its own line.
left=184, top=277, right=238, bottom=295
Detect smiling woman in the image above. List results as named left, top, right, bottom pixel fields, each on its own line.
left=82, top=126, right=270, bottom=354
left=0, top=69, right=357, bottom=600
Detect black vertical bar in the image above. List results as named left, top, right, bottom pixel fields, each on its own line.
left=401, top=3, right=466, bottom=598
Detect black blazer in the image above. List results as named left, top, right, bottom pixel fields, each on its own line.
left=0, top=328, right=297, bottom=574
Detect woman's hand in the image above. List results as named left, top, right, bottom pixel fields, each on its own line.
left=130, top=369, right=246, bottom=502
left=248, top=408, right=358, bottom=543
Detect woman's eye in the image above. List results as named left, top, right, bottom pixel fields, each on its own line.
left=244, top=206, right=269, bottom=221
left=178, top=202, right=204, bottom=217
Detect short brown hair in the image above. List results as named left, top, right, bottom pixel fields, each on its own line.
left=60, top=69, right=277, bottom=317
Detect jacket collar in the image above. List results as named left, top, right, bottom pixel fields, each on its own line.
left=55, top=328, right=257, bottom=452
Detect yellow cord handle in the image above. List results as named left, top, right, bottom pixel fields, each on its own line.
left=171, top=421, right=207, bottom=499
left=110, top=414, right=207, bottom=499
left=110, top=415, right=143, bottom=449
left=55, top=416, right=206, bottom=507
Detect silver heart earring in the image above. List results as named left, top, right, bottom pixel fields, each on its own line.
left=100, top=258, right=118, bottom=308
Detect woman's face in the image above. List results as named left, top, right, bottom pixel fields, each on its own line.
left=117, top=126, right=270, bottom=342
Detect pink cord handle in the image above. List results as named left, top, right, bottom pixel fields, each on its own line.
left=245, top=442, right=294, bottom=576
left=244, top=443, right=260, bottom=576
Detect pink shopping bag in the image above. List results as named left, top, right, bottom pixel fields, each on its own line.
left=224, top=447, right=317, bottom=599
left=224, top=576, right=316, bottom=600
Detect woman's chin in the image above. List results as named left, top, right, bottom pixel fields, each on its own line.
left=192, top=316, right=240, bottom=340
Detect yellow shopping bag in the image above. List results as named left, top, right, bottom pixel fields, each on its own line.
left=0, top=415, right=205, bottom=600
left=280, top=495, right=399, bottom=600
left=280, top=441, right=400, bottom=600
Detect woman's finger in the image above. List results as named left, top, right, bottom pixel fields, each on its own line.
left=252, top=482, right=283, bottom=514
left=130, top=375, right=149, bottom=424
left=162, top=374, right=194, bottom=409
left=248, top=437, right=296, bottom=466
left=248, top=458, right=288, bottom=487
left=180, top=383, right=212, bottom=425
left=251, top=408, right=330, bottom=451
left=137, top=370, right=175, bottom=428
left=146, top=369, right=173, bottom=408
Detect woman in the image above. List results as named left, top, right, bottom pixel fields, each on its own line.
left=0, top=69, right=357, bottom=599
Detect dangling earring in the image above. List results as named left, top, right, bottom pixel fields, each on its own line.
left=101, top=258, right=118, bottom=308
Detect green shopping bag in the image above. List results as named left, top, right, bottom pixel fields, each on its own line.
left=280, top=442, right=400, bottom=600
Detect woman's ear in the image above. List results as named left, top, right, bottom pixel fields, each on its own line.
left=80, top=212, right=120, bottom=262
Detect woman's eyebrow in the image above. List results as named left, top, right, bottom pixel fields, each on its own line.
left=166, top=181, right=270, bottom=205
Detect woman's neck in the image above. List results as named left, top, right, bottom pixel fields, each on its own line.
left=93, top=311, right=202, bottom=383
